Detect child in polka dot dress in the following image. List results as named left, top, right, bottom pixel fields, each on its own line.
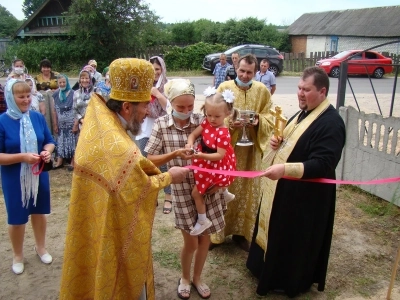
left=185, top=87, right=237, bottom=236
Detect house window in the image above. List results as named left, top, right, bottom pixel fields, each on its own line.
left=330, top=36, right=338, bottom=52
left=37, top=16, right=65, bottom=27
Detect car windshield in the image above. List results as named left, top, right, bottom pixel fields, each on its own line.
left=332, top=51, right=352, bottom=59
left=225, top=45, right=244, bottom=55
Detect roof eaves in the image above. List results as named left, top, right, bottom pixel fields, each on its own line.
left=13, top=0, right=53, bottom=38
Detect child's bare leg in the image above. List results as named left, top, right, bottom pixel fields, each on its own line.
left=192, top=186, right=206, bottom=214
left=190, top=186, right=212, bottom=236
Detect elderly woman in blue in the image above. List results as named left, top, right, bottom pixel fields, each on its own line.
left=0, top=79, right=55, bottom=275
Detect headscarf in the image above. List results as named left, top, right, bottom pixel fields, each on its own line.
left=57, top=74, right=71, bottom=102
left=164, top=79, right=195, bottom=102
left=5, top=79, right=40, bottom=208
left=150, top=56, right=168, bottom=93
left=25, top=77, right=38, bottom=94
left=82, top=65, right=96, bottom=77
left=78, top=69, right=94, bottom=100
left=102, top=66, right=109, bottom=77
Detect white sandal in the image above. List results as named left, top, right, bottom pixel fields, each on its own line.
left=177, top=278, right=191, bottom=299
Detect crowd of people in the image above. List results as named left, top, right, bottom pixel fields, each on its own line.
left=0, top=53, right=345, bottom=300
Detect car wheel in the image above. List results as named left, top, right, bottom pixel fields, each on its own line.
left=373, top=68, right=384, bottom=79
left=330, top=67, right=340, bottom=78
left=268, top=65, right=279, bottom=76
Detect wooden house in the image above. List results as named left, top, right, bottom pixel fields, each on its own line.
left=14, top=0, right=71, bottom=38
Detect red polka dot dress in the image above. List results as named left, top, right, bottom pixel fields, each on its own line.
left=193, top=119, right=236, bottom=194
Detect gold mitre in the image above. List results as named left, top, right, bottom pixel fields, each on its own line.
left=109, top=58, right=155, bottom=102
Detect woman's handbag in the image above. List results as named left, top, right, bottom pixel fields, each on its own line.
left=41, top=160, right=53, bottom=172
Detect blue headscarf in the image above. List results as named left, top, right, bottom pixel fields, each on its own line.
left=58, top=74, right=71, bottom=102
left=5, top=79, right=39, bottom=208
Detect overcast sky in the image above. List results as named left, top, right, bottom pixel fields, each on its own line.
left=1, top=0, right=399, bottom=25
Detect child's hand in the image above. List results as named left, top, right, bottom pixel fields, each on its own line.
left=185, top=143, right=195, bottom=155
left=193, top=151, right=203, bottom=159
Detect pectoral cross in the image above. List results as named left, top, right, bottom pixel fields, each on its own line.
left=269, top=106, right=287, bottom=138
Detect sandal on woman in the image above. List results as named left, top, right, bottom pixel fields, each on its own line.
left=163, top=200, right=173, bottom=214
left=192, top=281, right=211, bottom=299
left=177, top=278, right=191, bottom=299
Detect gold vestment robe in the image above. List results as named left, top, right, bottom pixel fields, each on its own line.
left=59, top=94, right=171, bottom=300
left=212, top=81, right=274, bottom=243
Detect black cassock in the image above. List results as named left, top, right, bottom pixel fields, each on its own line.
left=246, top=105, right=346, bottom=298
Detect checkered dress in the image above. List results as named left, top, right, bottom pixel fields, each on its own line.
left=145, top=113, right=227, bottom=234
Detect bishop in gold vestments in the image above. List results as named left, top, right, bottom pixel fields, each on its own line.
left=59, top=59, right=174, bottom=300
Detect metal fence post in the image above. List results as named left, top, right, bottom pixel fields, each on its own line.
left=336, top=62, right=348, bottom=109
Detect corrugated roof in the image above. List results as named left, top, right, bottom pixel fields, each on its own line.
left=288, top=6, right=400, bottom=37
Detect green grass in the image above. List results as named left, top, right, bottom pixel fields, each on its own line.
left=325, top=290, right=340, bottom=300
left=153, top=250, right=181, bottom=270
left=157, top=226, right=175, bottom=237
left=354, top=277, right=377, bottom=297
left=343, top=185, right=399, bottom=217
left=357, top=201, right=398, bottom=216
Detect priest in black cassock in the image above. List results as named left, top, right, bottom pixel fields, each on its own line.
left=246, top=66, right=346, bottom=298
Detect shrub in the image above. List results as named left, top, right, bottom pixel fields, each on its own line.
left=164, top=42, right=227, bottom=71
left=4, top=40, right=228, bottom=73
left=4, top=38, right=111, bottom=74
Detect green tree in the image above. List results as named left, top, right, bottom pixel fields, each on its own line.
left=193, top=19, right=221, bottom=44
left=171, top=22, right=195, bottom=44
left=0, top=5, right=22, bottom=37
left=219, top=17, right=266, bottom=45
left=211, top=17, right=290, bottom=51
left=66, top=0, right=161, bottom=61
left=22, top=0, right=46, bottom=18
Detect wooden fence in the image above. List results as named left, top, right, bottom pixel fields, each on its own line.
left=133, top=45, right=167, bottom=60
left=282, top=51, right=400, bottom=73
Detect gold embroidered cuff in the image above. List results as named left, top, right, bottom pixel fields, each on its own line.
left=284, top=163, right=304, bottom=178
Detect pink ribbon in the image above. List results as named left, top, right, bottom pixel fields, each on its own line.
left=32, top=160, right=44, bottom=175
left=185, top=165, right=400, bottom=185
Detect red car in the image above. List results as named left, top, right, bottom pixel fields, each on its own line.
left=316, top=50, right=393, bottom=78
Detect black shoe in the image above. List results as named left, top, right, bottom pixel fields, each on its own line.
left=53, top=165, right=64, bottom=170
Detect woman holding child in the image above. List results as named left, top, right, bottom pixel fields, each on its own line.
left=145, top=79, right=231, bottom=299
